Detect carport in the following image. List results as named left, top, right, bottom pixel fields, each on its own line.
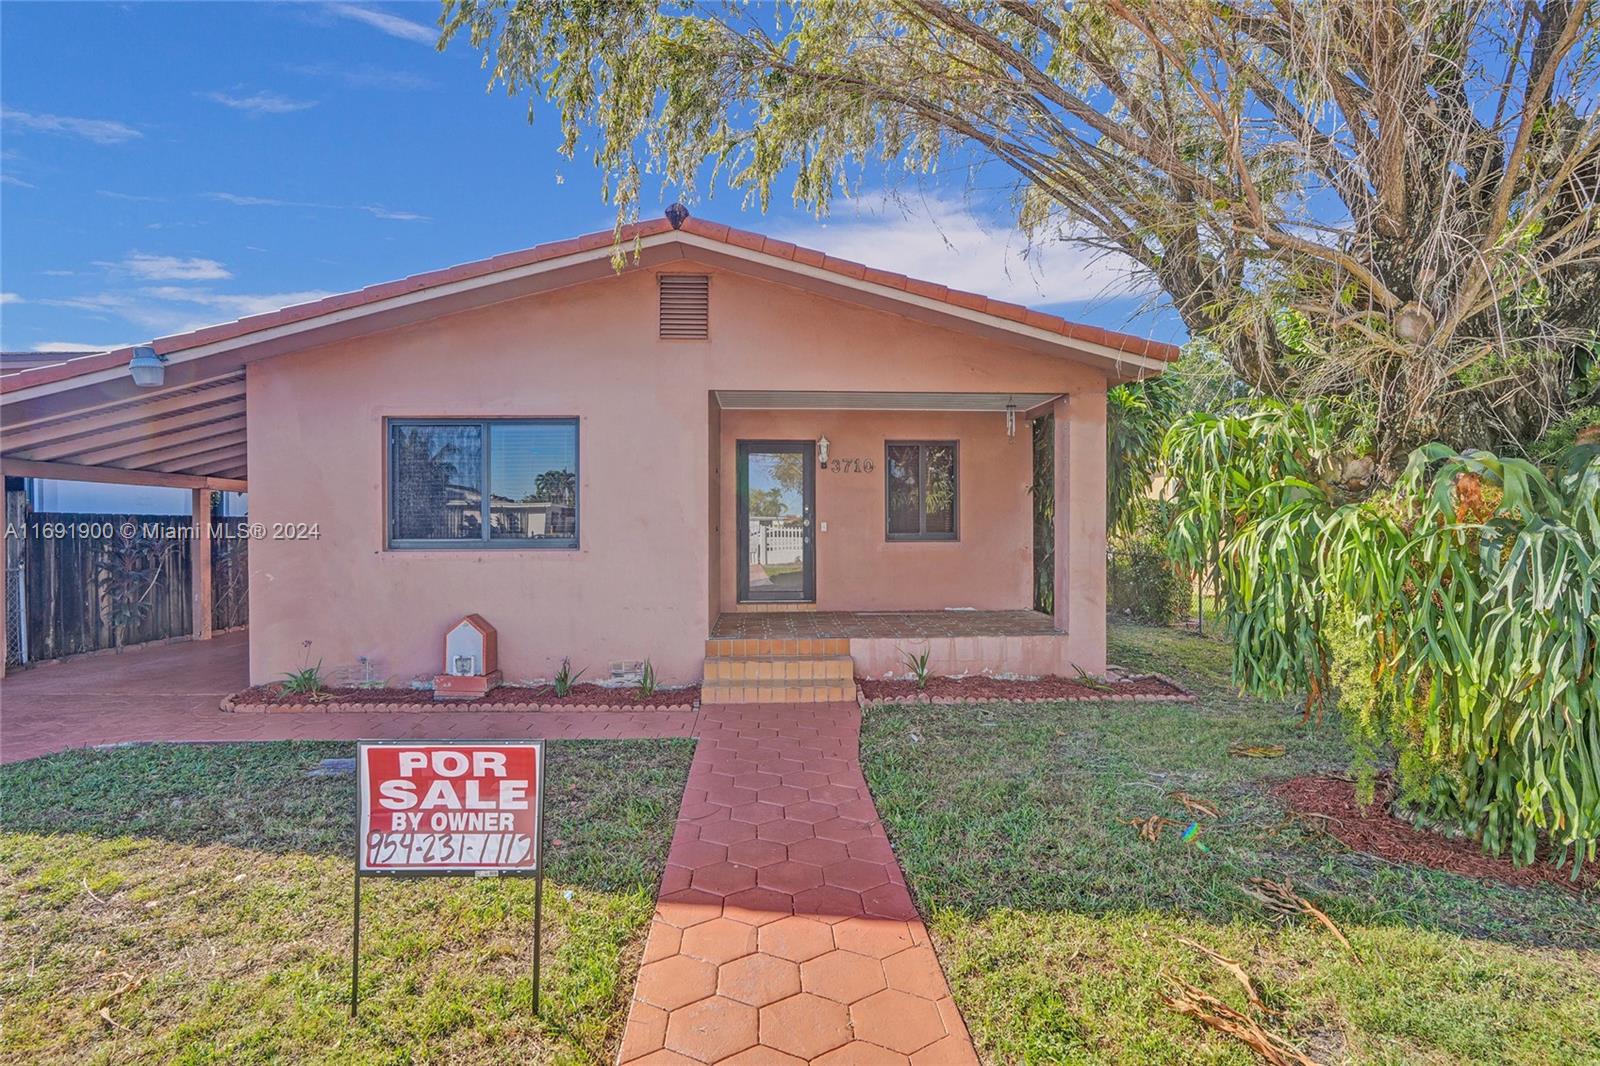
left=1, top=348, right=248, bottom=676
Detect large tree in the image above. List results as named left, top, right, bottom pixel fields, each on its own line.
left=442, top=0, right=1599, bottom=460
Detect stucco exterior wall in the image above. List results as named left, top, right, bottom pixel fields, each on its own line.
left=717, top=409, right=1033, bottom=613
left=246, top=262, right=1110, bottom=686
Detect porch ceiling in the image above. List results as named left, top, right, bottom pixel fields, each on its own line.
left=0, top=372, right=247, bottom=490
left=714, top=390, right=1059, bottom=411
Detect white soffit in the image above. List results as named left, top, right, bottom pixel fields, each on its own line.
left=714, top=390, right=1059, bottom=411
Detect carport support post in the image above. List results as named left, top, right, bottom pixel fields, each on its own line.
left=190, top=489, right=214, bottom=640
left=1052, top=389, right=1108, bottom=675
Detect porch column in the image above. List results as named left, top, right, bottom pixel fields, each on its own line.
left=1051, top=388, right=1107, bottom=674
left=190, top=488, right=214, bottom=641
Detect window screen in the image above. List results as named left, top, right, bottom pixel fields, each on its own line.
left=388, top=419, right=578, bottom=548
left=885, top=441, right=958, bottom=541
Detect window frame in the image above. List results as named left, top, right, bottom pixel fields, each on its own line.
left=385, top=416, right=580, bottom=551
left=884, top=440, right=960, bottom=542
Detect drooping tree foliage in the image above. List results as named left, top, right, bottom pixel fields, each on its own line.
left=1165, top=405, right=1600, bottom=871
left=441, top=0, right=1600, bottom=459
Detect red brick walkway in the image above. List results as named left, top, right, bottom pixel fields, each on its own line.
left=0, top=632, right=696, bottom=763
left=618, top=702, right=976, bottom=1065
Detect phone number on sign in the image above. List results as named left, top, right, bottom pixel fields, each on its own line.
left=4, top=521, right=319, bottom=541
left=365, top=831, right=535, bottom=868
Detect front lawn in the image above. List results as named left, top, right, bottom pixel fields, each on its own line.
left=861, top=622, right=1600, bottom=1064
left=1, top=738, right=693, bottom=1065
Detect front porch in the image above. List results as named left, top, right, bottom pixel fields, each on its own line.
left=702, top=609, right=1077, bottom=702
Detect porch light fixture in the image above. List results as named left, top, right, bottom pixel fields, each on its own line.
left=127, top=344, right=166, bottom=388
left=817, top=435, right=830, bottom=467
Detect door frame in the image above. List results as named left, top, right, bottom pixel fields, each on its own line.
left=736, top=439, right=817, bottom=603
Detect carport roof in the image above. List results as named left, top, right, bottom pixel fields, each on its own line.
left=0, top=216, right=1180, bottom=490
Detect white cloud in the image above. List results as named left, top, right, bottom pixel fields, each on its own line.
left=325, top=3, right=436, bottom=44
left=39, top=286, right=334, bottom=337
left=204, top=90, right=318, bottom=115
left=34, top=341, right=118, bottom=353
left=1, top=292, right=22, bottom=304
left=2, top=173, right=37, bottom=188
left=1, top=108, right=141, bottom=145
left=288, top=61, right=433, bottom=90
left=773, top=194, right=1153, bottom=307
left=98, top=189, right=165, bottom=202
left=361, top=204, right=429, bottom=222
left=142, top=287, right=337, bottom=319
left=206, top=191, right=318, bottom=208
left=108, top=254, right=234, bottom=281
left=207, top=190, right=426, bottom=221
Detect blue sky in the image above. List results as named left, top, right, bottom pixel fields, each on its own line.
left=1, top=1, right=1185, bottom=353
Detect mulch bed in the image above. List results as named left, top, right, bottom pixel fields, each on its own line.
left=857, top=673, right=1192, bottom=704
left=1273, top=775, right=1596, bottom=895
left=222, top=682, right=699, bottom=713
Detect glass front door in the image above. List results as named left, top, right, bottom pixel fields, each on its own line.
left=737, top=440, right=816, bottom=602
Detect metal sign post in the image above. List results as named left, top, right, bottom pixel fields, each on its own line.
left=350, top=739, right=545, bottom=1018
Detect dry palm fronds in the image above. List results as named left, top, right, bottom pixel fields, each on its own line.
left=1229, top=742, right=1287, bottom=759
left=1161, top=981, right=1320, bottom=1066
left=1176, top=937, right=1265, bottom=1014
left=1171, top=791, right=1223, bottom=819
left=1124, top=814, right=1179, bottom=842
left=1243, top=877, right=1361, bottom=963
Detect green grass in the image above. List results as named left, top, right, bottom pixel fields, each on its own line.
left=1, top=739, right=693, bottom=1065
left=861, top=622, right=1600, bottom=1065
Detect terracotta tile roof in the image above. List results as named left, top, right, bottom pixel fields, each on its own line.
left=1, top=218, right=1179, bottom=395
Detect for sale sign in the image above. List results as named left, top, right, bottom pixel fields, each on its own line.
left=356, top=740, right=543, bottom=875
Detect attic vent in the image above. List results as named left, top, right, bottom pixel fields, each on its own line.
left=659, top=274, right=709, bottom=339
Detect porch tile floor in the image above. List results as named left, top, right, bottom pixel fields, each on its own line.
left=710, top=609, right=1059, bottom=640
left=618, top=701, right=977, bottom=1065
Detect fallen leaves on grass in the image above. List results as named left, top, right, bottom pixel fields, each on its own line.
left=1124, top=814, right=1180, bottom=842
left=1171, top=791, right=1223, bottom=819
left=1160, top=981, right=1320, bottom=1066
left=1243, top=877, right=1360, bottom=964
left=95, top=971, right=144, bottom=1030
left=1229, top=743, right=1287, bottom=759
left=1175, top=938, right=1264, bottom=1014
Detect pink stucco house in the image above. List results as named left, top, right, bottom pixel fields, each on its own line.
left=0, top=213, right=1176, bottom=697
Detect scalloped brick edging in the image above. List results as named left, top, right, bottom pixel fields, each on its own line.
left=856, top=673, right=1195, bottom=708
left=220, top=694, right=699, bottom=715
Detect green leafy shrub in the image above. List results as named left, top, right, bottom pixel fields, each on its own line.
left=1164, top=403, right=1600, bottom=872
left=1107, top=512, right=1189, bottom=626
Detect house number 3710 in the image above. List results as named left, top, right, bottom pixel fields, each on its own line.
left=826, top=458, right=874, bottom=473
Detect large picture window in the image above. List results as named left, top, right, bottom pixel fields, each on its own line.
left=387, top=419, right=578, bottom=549
left=885, top=441, right=958, bottom=541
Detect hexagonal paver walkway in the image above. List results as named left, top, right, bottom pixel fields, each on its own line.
left=618, top=702, right=976, bottom=1065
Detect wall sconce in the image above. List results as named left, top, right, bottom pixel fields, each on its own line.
left=1005, top=402, right=1018, bottom=440
left=128, top=344, right=166, bottom=388
left=817, top=435, right=831, bottom=467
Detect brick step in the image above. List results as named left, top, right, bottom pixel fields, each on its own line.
left=704, top=654, right=854, bottom=683
left=705, top=637, right=851, bottom=658
left=701, top=679, right=857, bottom=704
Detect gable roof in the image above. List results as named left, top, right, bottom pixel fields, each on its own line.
left=0, top=216, right=1179, bottom=490
left=1, top=216, right=1178, bottom=400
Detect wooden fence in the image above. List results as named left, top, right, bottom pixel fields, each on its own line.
left=8, top=510, right=248, bottom=664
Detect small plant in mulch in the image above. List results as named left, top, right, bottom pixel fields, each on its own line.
left=280, top=641, right=326, bottom=696
left=637, top=659, right=658, bottom=698
left=900, top=647, right=932, bottom=690
left=553, top=657, right=586, bottom=697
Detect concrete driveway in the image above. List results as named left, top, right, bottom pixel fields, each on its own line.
left=0, top=631, right=696, bottom=763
